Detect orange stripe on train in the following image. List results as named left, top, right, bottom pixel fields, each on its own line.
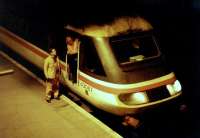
left=78, top=73, right=176, bottom=94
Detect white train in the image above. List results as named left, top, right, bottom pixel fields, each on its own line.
left=0, top=17, right=182, bottom=116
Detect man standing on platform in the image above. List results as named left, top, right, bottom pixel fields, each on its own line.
left=44, top=48, right=61, bottom=103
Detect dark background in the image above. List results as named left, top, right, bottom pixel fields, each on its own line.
left=0, top=0, right=200, bottom=137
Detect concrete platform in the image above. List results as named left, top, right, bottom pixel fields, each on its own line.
left=0, top=52, right=122, bottom=138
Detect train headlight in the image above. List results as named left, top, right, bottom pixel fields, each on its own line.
left=132, top=92, right=149, bottom=104
left=166, top=80, right=182, bottom=95
left=119, top=92, right=149, bottom=105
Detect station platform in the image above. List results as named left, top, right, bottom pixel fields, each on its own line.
left=0, top=52, right=122, bottom=138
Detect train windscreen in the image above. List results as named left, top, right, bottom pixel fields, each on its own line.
left=110, top=34, right=160, bottom=65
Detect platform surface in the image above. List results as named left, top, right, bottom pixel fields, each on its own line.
left=0, top=52, right=121, bottom=138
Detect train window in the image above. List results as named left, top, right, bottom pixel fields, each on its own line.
left=110, top=34, right=160, bottom=65
left=79, top=37, right=106, bottom=77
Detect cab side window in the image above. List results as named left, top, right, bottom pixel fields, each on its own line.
left=79, top=37, right=106, bottom=77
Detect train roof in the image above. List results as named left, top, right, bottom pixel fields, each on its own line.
left=65, top=17, right=153, bottom=37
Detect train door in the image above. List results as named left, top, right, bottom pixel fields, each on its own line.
left=65, top=31, right=81, bottom=84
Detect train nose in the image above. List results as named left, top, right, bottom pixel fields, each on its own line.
left=118, top=80, right=182, bottom=106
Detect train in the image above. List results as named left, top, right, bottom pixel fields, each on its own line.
left=0, top=16, right=182, bottom=116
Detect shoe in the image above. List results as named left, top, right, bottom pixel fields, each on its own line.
left=46, top=99, right=51, bottom=103
left=54, top=96, right=60, bottom=100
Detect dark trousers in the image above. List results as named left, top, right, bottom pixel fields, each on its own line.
left=67, top=53, right=78, bottom=83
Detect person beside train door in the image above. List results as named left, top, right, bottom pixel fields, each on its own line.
left=44, top=48, right=61, bottom=103
left=65, top=36, right=80, bottom=83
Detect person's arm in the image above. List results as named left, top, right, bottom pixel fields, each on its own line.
left=55, top=57, right=61, bottom=82
left=56, top=57, right=60, bottom=73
